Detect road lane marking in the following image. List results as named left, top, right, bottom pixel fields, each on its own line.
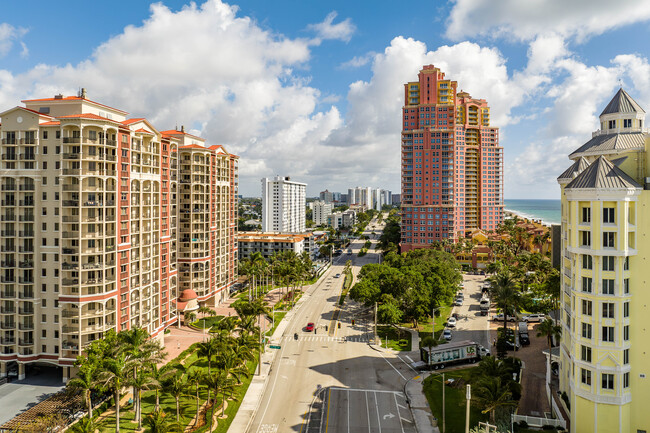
left=374, top=391, right=382, bottom=433
left=325, top=387, right=331, bottom=433
left=379, top=353, right=406, bottom=381
left=401, top=417, right=413, bottom=423
left=365, top=391, right=371, bottom=433
left=405, top=355, right=413, bottom=363
left=330, top=387, right=404, bottom=395
left=397, top=355, right=419, bottom=374
left=393, top=393, right=406, bottom=433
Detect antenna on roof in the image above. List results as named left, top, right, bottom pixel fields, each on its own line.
left=618, top=79, right=623, bottom=89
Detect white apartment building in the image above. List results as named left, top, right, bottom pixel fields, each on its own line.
left=312, top=200, right=333, bottom=225
left=261, top=176, right=306, bottom=233
left=237, top=232, right=315, bottom=260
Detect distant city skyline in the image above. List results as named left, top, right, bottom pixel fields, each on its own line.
left=2, top=1, right=650, bottom=198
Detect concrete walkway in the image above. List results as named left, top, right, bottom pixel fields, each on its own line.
left=405, top=372, right=440, bottom=433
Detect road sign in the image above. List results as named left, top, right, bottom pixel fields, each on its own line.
left=269, top=345, right=281, bottom=349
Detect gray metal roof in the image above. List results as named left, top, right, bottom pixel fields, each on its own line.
left=569, top=132, right=645, bottom=158
left=566, top=156, right=641, bottom=190
left=557, top=157, right=590, bottom=181
left=600, top=88, right=645, bottom=116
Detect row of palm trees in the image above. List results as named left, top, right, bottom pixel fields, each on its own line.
left=239, top=251, right=314, bottom=302
left=67, top=305, right=266, bottom=433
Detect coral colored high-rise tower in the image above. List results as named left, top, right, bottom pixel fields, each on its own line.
left=400, top=65, right=504, bottom=251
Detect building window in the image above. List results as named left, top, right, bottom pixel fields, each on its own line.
left=582, top=255, right=592, bottom=269
left=582, top=207, right=591, bottom=223
left=602, top=373, right=614, bottom=390
left=608, top=120, right=616, bottom=129
left=624, top=349, right=629, bottom=365
left=582, top=300, right=592, bottom=316
left=624, top=302, right=629, bottom=317
left=581, top=368, right=592, bottom=385
left=582, top=277, right=592, bottom=293
left=602, top=326, right=615, bottom=342
left=623, top=372, right=630, bottom=388
left=581, top=345, right=592, bottom=362
left=602, top=256, right=615, bottom=271
left=624, top=256, right=629, bottom=270
left=602, top=302, right=615, bottom=318
left=603, top=207, right=615, bottom=224
left=603, top=232, right=615, bottom=248
left=624, top=278, right=630, bottom=294
left=602, top=279, right=615, bottom=295
left=624, top=119, right=632, bottom=128
left=624, top=325, right=629, bottom=341
left=582, top=323, right=592, bottom=339
left=581, top=231, right=591, bottom=247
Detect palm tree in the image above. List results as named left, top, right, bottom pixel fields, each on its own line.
left=537, top=318, right=562, bottom=405
left=163, top=372, right=188, bottom=422
left=420, top=335, right=438, bottom=369
left=471, top=376, right=519, bottom=424
left=68, top=416, right=99, bottom=433
left=490, top=270, right=520, bottom=351
left=67, top=361, right=99, bottom=419
left=186, top=368, right=205, bottom=427
left=130, top=367, right=158, bottom=430
left=205, top=369, right=229, bottom=430
left=148, top=363, right=176, bottom=411
left=145, top=409, right=183, bottom=433
left=471, top=356, right=510, bottom=383
left=196, top=336, right=220, bottom=375
left=100, top=352, right=134, bottom=433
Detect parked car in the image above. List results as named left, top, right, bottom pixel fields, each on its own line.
left=492, top=313, right=516, bottom=322
left=442, top=329, right=453, bottom=341
left=305, top=322, right=315, bottom=332
left=522, top=314, right=546, bottom=323
left=334, top=273, right=341, bottom=278
left=447, top=317, right=457, bottom=327
left=454, top=298, right=463, bottom=306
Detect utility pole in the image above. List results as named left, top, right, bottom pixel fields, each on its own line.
left=257, top=314, right=262, bottom=375
left=442, top=372, right=446, bottom=433
left=374, top=302, right=378, bottom=344
left=465, top=384, right=471, bottom=433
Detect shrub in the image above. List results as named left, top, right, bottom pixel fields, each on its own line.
left=518, top=420, right=528, bottom=428
left=542, top=425, right=556, bottom=430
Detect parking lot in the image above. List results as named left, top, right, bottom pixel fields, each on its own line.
left=305, top=387, right=416, bottom=433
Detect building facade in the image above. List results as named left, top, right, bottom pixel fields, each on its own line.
left=261, top=176, right=306, bottom=233
left=557, top=88, right=650, bottom=433
left=237, top=232, right=314, bottom=260
left=0, top=93, right=237, bottom=381
left=163, top=131, right=239, bottom=308
left=400, top=65, right=503, bottom=251
left=312, top=200, right=333, bottom=225
left=328, top=209, right=356, bottom=229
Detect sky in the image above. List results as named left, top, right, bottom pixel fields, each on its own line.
left=2, top=1, right=650, bottom=198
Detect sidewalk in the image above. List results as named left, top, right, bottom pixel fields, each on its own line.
left=405, top=372, right=440, bottom=433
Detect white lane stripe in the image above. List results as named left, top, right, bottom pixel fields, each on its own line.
left=397, top=403, right=407, bottom=410
left=379, top=353, right=406, bottom=381
left=394, top=392, right=405, bottom=433
left=405, top=355, right=413, bottom=363
left=365, top=391, right=371, bottom=433
left=374, top=391, right=382, bottom=433
left=330, top=387, right=404, bottom=395
left=397, top=355, right=418, bottom=374
left=401, top=417, right=413, bottom=424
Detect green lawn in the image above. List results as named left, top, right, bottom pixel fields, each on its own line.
left=376, top=326, right=412, bottom=351
left=422, top=368, right=488, bottom=432
left=266, top=311, right=286, bottom=336
left=192, top=316, right=223, bottom=329
left=414, top=304, right=453, bottom=340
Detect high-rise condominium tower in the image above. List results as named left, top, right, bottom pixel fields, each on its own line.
left=261, top=176, right=306, bottom=233
left=400, top=65, right=503, bottom=251
left=557, top=88, right=650, bottom=433
left=0, top=92, right=238, bottom=381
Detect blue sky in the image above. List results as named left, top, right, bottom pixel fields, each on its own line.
left=2, top=0, right=650, bottom=198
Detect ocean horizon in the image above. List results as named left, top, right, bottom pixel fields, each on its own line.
left=504, top=199, right=561, bottom=226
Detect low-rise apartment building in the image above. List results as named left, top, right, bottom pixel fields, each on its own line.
left=237, top=232, right=315, bottom=260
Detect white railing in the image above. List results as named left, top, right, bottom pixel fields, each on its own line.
left=512, top=414, right=566, bottom=429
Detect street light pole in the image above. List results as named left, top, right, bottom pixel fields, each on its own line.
left=442, top=372, right=446, bottom=433
left=465, top=384, right=471, bottom=433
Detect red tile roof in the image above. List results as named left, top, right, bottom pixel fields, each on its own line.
left=122, top=118, right=145, bottom=125
left=57, top=113, right=121, bottom=123
left=160, top=129, right=205, bottom=141
left=21, top=96, right=128, bottom=114
left=40, top=121, right=61, bottom=126
left=180, top=144, right=207, bottom=150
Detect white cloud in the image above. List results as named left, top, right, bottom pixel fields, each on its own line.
left=0, top=23, right=27, bottom=58
left=339, top=51, right=377, bottom=69
left=446, top=0, right=650, bottom=42
left=307, top=11, right=356, bottom=44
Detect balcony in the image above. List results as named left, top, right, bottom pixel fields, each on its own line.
left=62, top=309, right=78, bottom=318
left=18, top=231, right=34, bottom=238
left=62, top=137, right=81, bottom=144
left=18, top=277, right=33, bottom=285
left=1, top=154, right=16, bottom=160
left=0, top=245, right=15, bottom=253
left=63, top=200, right=80, bottom=207
left=62, top=278, right=79, bottom=286
left=1, top=185, right=16, bottom=191
left=1, top=214, right=16, bottom=222
left=0, top=338, right=15, bottom=345
left=0, top=306, right=16, bottom=314
left=18, top=246, right=34, bottom=253
left=18, top=308, right=34, bottom=316
left=62, top=215, right=80, bottom=222
left=1, top=230, right=15, bottom=237
left=19, top=154, right=35, bottom=161
left=0, top=322, right=15, bottom=329
left=0, top=290, right=15, bottom=298
left=18, top=260, right=33, bottom=269
left=18, top=215, right=34, bottom=222
left=62, top=262, right=78, bottom=270
left=18, top=185, right=35, bottom=191
left=62, top=247, right=79, bottom=254
left=1, top=139, right=16, bottom=145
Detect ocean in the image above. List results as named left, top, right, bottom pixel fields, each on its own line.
left=504, top=199, right=561, bottom=226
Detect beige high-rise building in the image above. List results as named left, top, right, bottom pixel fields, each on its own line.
left=0, top=92, right=238, bottom=381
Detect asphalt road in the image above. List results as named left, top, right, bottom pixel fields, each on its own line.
left=248, top=216, right=418, bottom=433
left=447, top=273, right=491, bottom=352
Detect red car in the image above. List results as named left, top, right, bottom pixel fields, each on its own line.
left=305, top=322, right=315, bottom=332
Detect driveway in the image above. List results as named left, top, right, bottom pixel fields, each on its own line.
left=0, top=367, right=64, bottom=426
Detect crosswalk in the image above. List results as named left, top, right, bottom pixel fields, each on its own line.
left=280, top=335, right=370, bottom=343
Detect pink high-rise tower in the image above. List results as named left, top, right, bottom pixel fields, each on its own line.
left=400, top=65, right=503, bottom=251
